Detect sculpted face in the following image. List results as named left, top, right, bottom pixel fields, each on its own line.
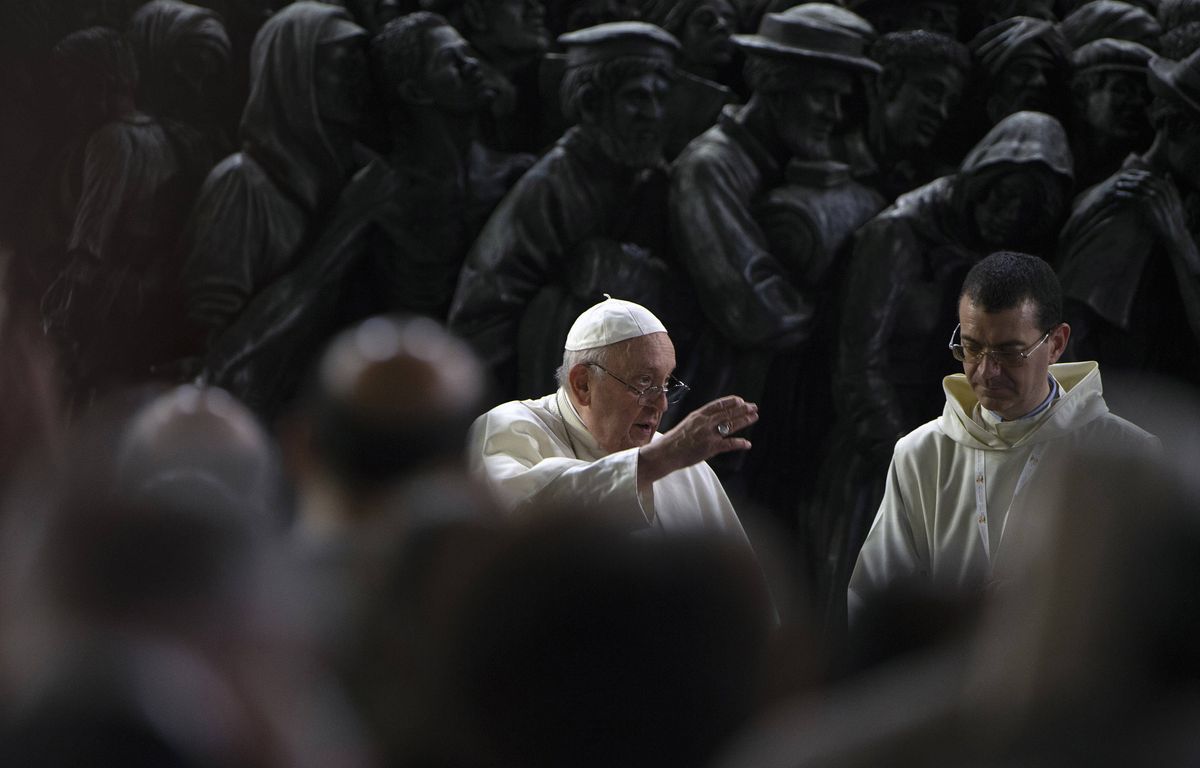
left=959, top=297, right=1067, bottom=421
left=597, top=70, right=672, bottom=167
left=881, top=62, right=965, bottom=150
left=1078, top=70, right=1151, bottom=142
left=314, top=33, right=370, bottom=127
left=971, top=167, right=1066, bottom=250
left=574, top=333, right=677, bottom=454
left=485, top=0, right=549, bottom=55
left=770, top=66, right=855, bottom=160
left=172, top=41, right=232, bottom=116
left=680, top=0, right=736, bottom=70
left=418, top=24, right=493, bottom=115
left=1163, top=111, right=1200, bottom=184
left=988, top=54, right=1058, bottom=122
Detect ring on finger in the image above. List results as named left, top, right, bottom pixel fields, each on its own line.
left=716, top=421, right=731, bottom=437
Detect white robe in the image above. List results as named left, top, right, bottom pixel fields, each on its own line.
left=849, top=361, right=1157, bottom=610
left=468, top=389, right=750, bottom=542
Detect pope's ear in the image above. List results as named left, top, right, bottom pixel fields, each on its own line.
left=567, top=363, right=592, bottom=405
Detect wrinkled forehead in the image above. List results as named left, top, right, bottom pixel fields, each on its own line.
left=605, top=332, right=676, bottom=370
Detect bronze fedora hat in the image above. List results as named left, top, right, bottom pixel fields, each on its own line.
left=732, top=3, right=881, bottom=73
left=1149, top=47, right=1200, bottom=116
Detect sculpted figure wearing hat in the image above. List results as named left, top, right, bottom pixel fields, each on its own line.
left=669, top=4, right=882, bottom=534
left=970, top=16, right=1071, bottom=126
left=468, top=296, right=759, bottom=539
left=1067, top=37, right=1155, bottom=189
left=449, top=22, right=683, bottom=401
left=1057, top=47, right=1200, bottom=385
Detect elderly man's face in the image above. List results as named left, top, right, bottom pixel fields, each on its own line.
left=597, top=69, right=672, bottom=167
left=578, top=332, right=676, bottom=454
left=958, top=296, right=1067, bottom=420
left=881, top=62, right=964, bottom=150
left=770, top=67, right=855, bottom=160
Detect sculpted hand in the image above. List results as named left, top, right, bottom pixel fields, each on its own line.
left=638, top=396, right=758, bottom=488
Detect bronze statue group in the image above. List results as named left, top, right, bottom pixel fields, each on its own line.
left=1, top=0, right=1199, bottom=765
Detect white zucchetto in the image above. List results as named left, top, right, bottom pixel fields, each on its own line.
left=563, top=295, right=667, bottom=351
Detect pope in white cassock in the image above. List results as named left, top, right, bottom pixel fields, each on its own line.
left=468, top=296, right=758, bottom=540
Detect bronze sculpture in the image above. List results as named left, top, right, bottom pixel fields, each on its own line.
left=838, top=29, right=970, bottom=202
left=1068, top=38, right=1155, bottom=190
left=1059, top=0, right=1162, bottom=49
left=1058, top=47, right=1200, bottom=385
left=670, top=3, right=883, bottom=532
left=360, top=11, right=534, bottom=320
left=420, top=0, right=552, bottom=151
left=36, top=26, right=191, bottom=404
left=448, top=22, right=679, bottom=400
left=183, top=2, right=394, bottom=417
left=970, top=16, right=1070, bottom=126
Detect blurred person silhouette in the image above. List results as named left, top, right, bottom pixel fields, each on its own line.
left=283, top=314, right=495, bottom=763
left=849, top=251, right=1158, bottom=619
left=468, top=296, right=758, bottom=543
left=429, top=515, right=774, bottom=768
left=0, top=385, right=371, bottom=768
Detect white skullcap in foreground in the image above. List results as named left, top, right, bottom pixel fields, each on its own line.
left=563, top=295, right=667, bottom=351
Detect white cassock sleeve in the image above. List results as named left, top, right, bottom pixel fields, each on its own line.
left=468, top=405, right=654, bottom=529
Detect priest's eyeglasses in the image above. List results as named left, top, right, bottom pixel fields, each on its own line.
left=590, top=364, right=690, bottom=406
left=948, top=324, right=1053, bottom=368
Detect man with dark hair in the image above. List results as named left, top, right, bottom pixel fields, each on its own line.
left=419, top=0, right=550, bottom=150
left=448, top=22, right=681, bottom=401
left=1058, top=47, right=1200, bottom=385
left=359, top=11, right=532, bottom=321
left=849, top=251, right=1156, bottom=612
left=840, top=29, right=970, bottom=201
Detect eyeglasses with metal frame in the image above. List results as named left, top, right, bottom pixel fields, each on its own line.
left=590, top=363, right=690, bottom=406
left=948, top=323, right=1054, bottom=368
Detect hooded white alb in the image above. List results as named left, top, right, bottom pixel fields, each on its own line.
left=849, top=361, right=1156, bottom=609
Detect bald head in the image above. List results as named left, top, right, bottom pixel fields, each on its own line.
left=311, top=316, right=485, bottom=488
